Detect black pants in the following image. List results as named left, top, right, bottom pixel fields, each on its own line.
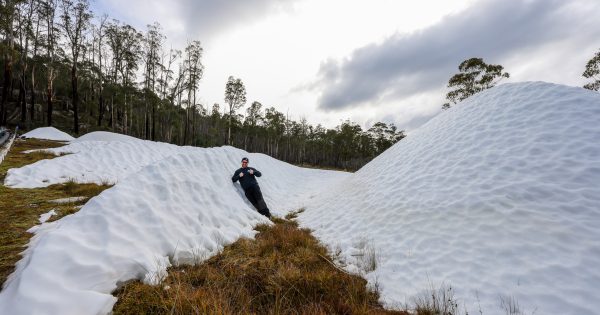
left=244, top=185, right=271, bottom=218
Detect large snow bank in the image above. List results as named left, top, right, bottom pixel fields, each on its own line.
left=21, top=127, right=74, bottom=141
left=0, top=133, right=349, bottom=315
left=300, top=82, right=600, bottom=315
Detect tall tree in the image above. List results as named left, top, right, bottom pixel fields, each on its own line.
left=1, top=0, right=21, bottom=125
left=224, top=76, right=246, bottom=145
left=583, top=49, right=600, bottom=91
left=40, top=0, right=59, bottom=126
left=15, top=0, right=36, bottom=123
left=59, top=0, right=91, bottom=134
left=94, top=14, right=107, bottom=126
left=182, top=40, right=203, bottom=144
left=28, top=0, right=41, bottom=122
left=442, top=57, right=509, bottom=109
left=142, top=22, right=164, bottom=140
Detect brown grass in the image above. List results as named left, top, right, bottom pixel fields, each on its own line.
left=113, top=216, right=407, bottom=315
left=0, top=138, right=112, bottom=288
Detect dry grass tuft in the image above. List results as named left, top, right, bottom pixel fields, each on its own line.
left=113, top=217, right=407, bottom=315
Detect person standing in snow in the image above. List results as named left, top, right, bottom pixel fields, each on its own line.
left=232, top=157, right=272, bottom=218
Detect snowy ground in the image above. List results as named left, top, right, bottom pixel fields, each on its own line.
left=1, top=81, right=599, bottom=315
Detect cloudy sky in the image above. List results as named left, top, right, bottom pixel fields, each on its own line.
left=91, top=0, right=600, bottom=131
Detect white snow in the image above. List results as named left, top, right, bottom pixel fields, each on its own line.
left=0, top=131, right=349, bottom=315
left=300, top=82, right=600, bottom=315
left=1, top=81, right=599, bottom=315
left=21, top=127, right=74, bottom=141
left=38, top=209, right=57, bottom=224
left=72, top=131, right=139, bottom=143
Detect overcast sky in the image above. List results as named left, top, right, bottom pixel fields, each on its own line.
left=91, top=0, right=600, bottom=131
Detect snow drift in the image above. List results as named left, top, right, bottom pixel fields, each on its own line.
left=300, top=82, right=600, bottom=314
left=1, top=81, right=599, bottom=315
left=0, top=132, right=349, bottom=315
left=21, top=127, right=74, bottom=141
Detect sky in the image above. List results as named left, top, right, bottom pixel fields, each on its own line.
left=90, top=0, right=600, bottom=131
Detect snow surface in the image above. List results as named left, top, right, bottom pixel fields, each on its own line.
left=38, top=209, right=57, bottom=224
left=299, top=82, right=600, bottom=314
left=21, top=127, right=74, bottom=141
left=0, top=131, right=349, bottom=315
left=1, top=81, right=599, bottom=315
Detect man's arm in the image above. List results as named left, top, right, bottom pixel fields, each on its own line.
left=232, top=169, right=241, bottom=182
left=252, top=168, right=262, bottom=177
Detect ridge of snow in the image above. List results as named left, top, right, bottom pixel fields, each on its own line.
left=21, top=127, right=74, bottom=141
left=1, top=81, right=599, bottom=315
left=73, top=131, right=139, bottom=143
left=300, top=82, right=600, bottom=315
left=0, top=138, right=348, bottom=315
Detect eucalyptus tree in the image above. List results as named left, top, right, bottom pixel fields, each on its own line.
left=105, top=21, right=141, bottom=131
left=1, top=0, right=22, bottom=125
left=583, top=49, right=600, bottom=91
left=28, top=0, right=42, bottom=122
left=14, top=0, right=39, bottom=123
left=244, top=100, right=263, bottom=150
left=142, top=22, right=164, bottom=139
left=59, top=0, right=92, bottom=133
left=14, top=0, right=33, bottom=122
left=442, top=57, right=509, bottom=109
left=180, top=40, right=203, bottom=144
left=40, top=0, right=59, bottom=126
left=93, top=14, right=107, bottom=126
left=224, top=75, right=246, bottom=145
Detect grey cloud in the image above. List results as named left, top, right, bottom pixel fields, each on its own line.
left=315, top=0, right=600, bottom=111
left=178, top=0, right=299, bottom=42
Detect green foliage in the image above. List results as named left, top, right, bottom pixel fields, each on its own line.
left=443, top=57, right=509, bottom=109
left=583, top=48, right=600, bottom=91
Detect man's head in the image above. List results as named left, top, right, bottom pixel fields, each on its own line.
left=241, top=157, right=249, bottom=167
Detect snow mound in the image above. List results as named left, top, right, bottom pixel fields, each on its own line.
left=300, top=82, right=600, bottom=315
left=4, top=137, right=188, bottom=188
left=21, top=127, right=74, bottom=141
left=0, top=136, right=348, bottom=315
left=73, top=131, right=139, bottom=142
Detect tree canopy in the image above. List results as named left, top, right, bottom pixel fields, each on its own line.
left=443, top=57, right=509, bottom=109
left=583, top=49, right=600, bottom=91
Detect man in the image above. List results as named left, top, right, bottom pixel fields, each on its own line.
left=232, top=157, right=271, bottom=218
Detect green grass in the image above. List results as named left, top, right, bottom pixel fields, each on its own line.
left=0, top=138, right=112, bottom=288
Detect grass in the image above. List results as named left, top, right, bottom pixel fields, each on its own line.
left=0, top=138, right=112, bottom=288
left=113, top=214, right=407, bottom=315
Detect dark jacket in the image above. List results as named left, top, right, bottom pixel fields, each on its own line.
left=232, top=167, right=262, bottom=190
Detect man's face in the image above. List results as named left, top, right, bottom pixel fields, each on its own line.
left=242, top=160, right=248, bottom=168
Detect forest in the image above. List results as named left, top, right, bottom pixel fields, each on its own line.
left=0, top=0, right=405, bottom=171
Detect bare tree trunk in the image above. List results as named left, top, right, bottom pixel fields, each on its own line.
left=30, top=64, right=36, bottom=122
left=72, top=64, right=79, bottom=134
left=46, top=79, right=53, bottom=126
left=19, top=77, right=26, bottom=123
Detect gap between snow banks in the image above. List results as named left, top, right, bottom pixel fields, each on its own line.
left=0, top=139, right=349, bottom=315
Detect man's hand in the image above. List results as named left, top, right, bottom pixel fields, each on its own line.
left=249, top=169, right=254, bottom=175
left=239, top=172, right=244, bottom=177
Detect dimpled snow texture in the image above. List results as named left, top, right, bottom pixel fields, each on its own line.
left=300, top=82, right=600, bottom=315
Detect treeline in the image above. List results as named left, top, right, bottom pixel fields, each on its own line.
left=0, top=0, right=405, bottom=170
